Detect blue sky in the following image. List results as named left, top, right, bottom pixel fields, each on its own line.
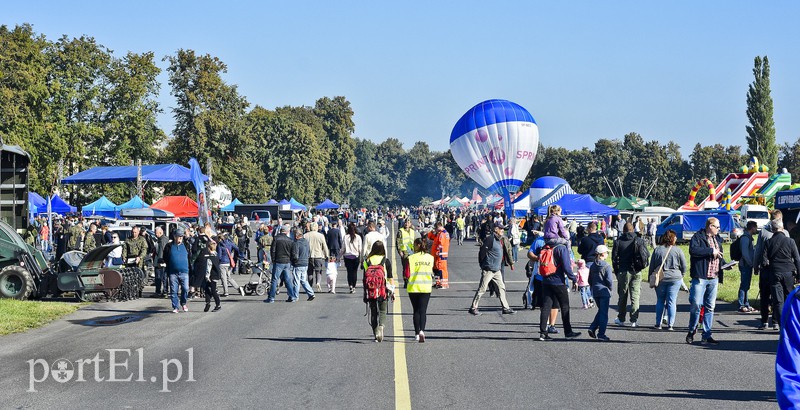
left=5, top=1, right=800, bottom=156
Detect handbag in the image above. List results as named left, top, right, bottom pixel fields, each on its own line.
left=649, top=246, right=672, bottom=289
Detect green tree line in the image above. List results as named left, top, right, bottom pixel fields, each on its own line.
left=1, top=25, right=791, bottom=209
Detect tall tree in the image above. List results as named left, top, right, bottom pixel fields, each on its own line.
left=0, top=24, right=57, bottom=195
left=164, top=49, right=266, bottom=201
left=745, top=56, right=777, bottom=171
left=313, top=96, right=356, bottom=203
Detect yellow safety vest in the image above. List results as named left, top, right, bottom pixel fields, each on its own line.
left=399, top=228, right=415, bottom=255
left=407, top=252, right=434, bottom=293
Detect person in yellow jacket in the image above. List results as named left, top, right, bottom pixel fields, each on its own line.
left=397, top=219, right=419, bottom=287
left=407, top=238, right=434, bottom=342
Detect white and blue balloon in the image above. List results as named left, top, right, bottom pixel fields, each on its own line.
left=450, top=99, right=539, bottom=217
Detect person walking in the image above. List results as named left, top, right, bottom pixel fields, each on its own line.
left=649, top=230, right=686, bottom=330
left=407, top=238, right=434, bottom=342
left=508, top=217, right=521, bottom=262
left=326, top=221, right=343, bottom=262
left=469, top=222, right=516, bottom=316
left=537, top=242, right=581, bottom=341
left=151, top=227, right=170, bottom=298
left=198, top=240, right=222, bottom=312
left=304, top=223, right=329, bottom=292
left=291, top=228, right=315, bottom=302
left=612, top=222, right=649, bottom=327
left=755, top=211, right=782, bottom=329
left=265, top=224, right=297, bottom=303
left=737, top=221, right=758, bottom=313
left=686, top=217, right=726, bottom=345
left=217, top=232, right=245, bottom=297
left=761, top=219, right=800, bottom=332
left=363, top=241, right=394, bottom=342
left=428, top=222, right=451, bottom=289
left=587, top=245, right=613, bottom=341
left=163, top=228, right=191, bottom=313
left=397, top=219, right=418, bottom=287
left=455, top=214, right=465, bottom=246
left=257, top=224, right=273, bottom=267
left=343, top=222, right=363, bottom=293
left=362, top=221, right=384, bottom=258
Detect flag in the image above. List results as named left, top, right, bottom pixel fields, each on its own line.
left=189, top=158, right=211, bottom=225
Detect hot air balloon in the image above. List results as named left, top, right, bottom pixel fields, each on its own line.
left=450, top=99, right=539, bottom=217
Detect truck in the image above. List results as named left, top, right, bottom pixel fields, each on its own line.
left=655, top=210, right=740, bottom=243
left=738, top=204, right=770, bottom=230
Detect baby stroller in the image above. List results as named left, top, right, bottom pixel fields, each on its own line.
left=241, top=259, right=270, bottom=296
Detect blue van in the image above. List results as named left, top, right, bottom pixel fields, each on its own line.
left=655, top=210, right=739, bottom=243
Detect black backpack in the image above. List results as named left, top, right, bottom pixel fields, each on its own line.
left=632, top=238, right=650, bottom=272
left=730, top=236, right=743, bottom=261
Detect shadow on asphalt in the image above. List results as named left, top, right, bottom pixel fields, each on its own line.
left=599, top=389, right=776, bottom=403
left=68, top=305, right=166, bottom=326
left=245, top=337, right=367, bottom=344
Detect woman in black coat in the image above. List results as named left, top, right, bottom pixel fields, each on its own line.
left=198, top=240, right=222, bottom=312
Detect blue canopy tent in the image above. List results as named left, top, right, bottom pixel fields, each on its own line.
left=82, top=196, right=119, bottom=218
left=278, top=199, right=290, bottom=206
left=266, top=199, right=278, bottom=205
left=220, top=198, right=243, bottom=212
left=116, top=195, right=149, bottom=211
left=534, top=194, right=619, bottom=217
left=37, top=194, right=77, bottom=215
left=61, top=164, right=208, bottom=184
left=288, top=198, right=307, bottom=211
left=28, top=192, right=47, bottom=221
left=315, top=199, right=340, bottom=210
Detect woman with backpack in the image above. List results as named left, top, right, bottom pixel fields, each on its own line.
left=362, top=241, right=394, bottom=342
left=407, top=238, right=434, bottom=342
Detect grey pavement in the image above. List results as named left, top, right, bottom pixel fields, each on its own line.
left=0, top=222, right=780, bottom=409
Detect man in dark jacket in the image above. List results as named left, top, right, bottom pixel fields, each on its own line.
left=266, top=224, right=296, bottom=303
left=762, top=219, right=800, bottom=332
left=291, top=228, right=315, bottom=301
left=326, top=221, right=344, bottom=261
left=163, top=228, right=192, bottom=312
left=578, top=221, right=605, bottom=264
left=686, top=217, right=726, bottom=345
left=538, top=243, right=581, bottom=341
left=755, top=211, right=780, bottom=329
left=612, top=222, right=648, bottom=327
left=151, top=227, right=170, bottom=297
left=469, top=223, right=515, bottom=315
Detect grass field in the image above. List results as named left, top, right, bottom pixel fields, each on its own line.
left=0, top=299, right=83, bottom=336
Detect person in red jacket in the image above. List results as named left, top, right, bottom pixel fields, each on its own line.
left=428, top=222, right=450, bottom=289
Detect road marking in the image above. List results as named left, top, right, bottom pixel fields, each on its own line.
left=389, top=223, right=412, bottom=410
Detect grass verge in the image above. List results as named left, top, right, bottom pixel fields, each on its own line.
left=0, top=299, right=83, bottom=336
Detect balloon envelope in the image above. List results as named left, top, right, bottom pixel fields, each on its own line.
left=450, top=99, right=538, bottom=195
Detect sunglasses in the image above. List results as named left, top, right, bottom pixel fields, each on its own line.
left=711, top=224, right=720, bottom=229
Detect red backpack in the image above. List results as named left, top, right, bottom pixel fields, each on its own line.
left=364, top=257, right=387, bottom=301
left=538, top=246, right=558, bottom=277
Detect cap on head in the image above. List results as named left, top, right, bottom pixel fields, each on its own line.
left=174, top=228, right=185, bottom=237
left=595, top=244, right=610, bottom=255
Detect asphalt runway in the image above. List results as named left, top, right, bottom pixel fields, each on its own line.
left=0, top=222, right=780, bottom=409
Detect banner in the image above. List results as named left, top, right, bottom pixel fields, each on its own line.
left=188, top=158, right=211, bottom=226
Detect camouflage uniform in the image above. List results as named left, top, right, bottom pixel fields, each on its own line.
left=122, top=235, right=148, bottom=268
left=83, top=232, right=97, bottom=253
left=67, top=224, right=84, bottom=251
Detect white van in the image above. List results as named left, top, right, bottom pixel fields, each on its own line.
left=739, top=204, right=771, bottom=230
left=619, top=206, right=677, bottom=225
